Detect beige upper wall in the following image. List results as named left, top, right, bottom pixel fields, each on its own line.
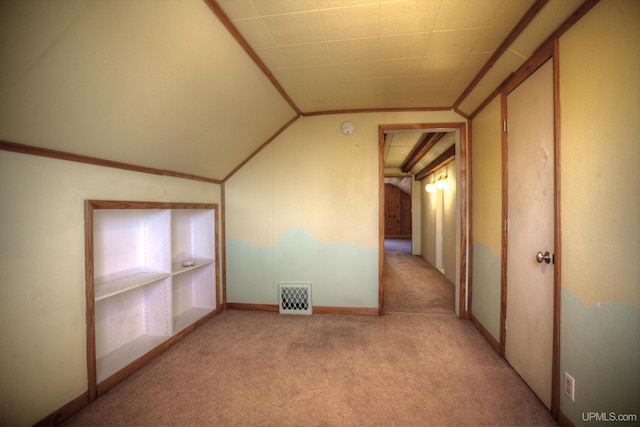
left=226, top=110, right=466, bottom=248
left=471, top=96, right=502, bottom=255
left=559, top=0, right=640, bottom=307
left=0, top=151, right=221, bottom=426
left=226, top=114, right=380, bottom=248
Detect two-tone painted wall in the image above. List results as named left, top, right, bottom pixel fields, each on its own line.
left=469, top=1, right=639, bottom=424
left=225, top=114, right=380, bottom=309
left=0, top=151, right=222, bottom=426
left=225, top=111, right=465, bottom=311
left=558, top=1, right=639, bottom=423
left=470, top=96, right=502, bottom=342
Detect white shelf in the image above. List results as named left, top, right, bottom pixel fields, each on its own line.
left=96, top=334, right=168, bottom=383
left=173, top=307, right=214, bottom=334
left=171, top=258, right=214, bottom=276
left=95, top=271, right=170, bottom=301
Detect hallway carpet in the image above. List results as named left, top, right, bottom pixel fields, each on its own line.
left=66, top=309, right=556, bottom=426
left=384, top=239, right=455, bottom=314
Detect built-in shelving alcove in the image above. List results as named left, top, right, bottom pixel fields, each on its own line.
left=84, top=200, right=219, bottom=400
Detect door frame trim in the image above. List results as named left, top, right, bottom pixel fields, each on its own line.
left=378, top=122, right=468, bottom=319
left=500, top=39, right=561, bottom=418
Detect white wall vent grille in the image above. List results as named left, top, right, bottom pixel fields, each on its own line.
left=278, top=283, right=312, bottom=315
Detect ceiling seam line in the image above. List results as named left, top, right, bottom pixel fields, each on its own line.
left=203, top=0, right=303, bottom=116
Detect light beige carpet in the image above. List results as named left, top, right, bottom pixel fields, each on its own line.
left=384, top=239, right=455, bottom=314
left=65, top=309, right=556, bottom=426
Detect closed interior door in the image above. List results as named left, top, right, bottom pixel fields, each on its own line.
left=384, top=183, right=411, bottom=238
left=505, top=59, right=554, bottom=409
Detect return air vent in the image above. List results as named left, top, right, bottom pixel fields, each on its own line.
left=278, top=283, right=312, bottom=315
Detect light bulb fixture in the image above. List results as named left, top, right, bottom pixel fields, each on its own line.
left=436, top=175, right=448, bottom=189
left=425, top=173, right=448, bottom=192
left=425, top=182, right=436, bottom=193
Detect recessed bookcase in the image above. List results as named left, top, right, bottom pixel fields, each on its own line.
left=85, top=200, right=219, bottom=400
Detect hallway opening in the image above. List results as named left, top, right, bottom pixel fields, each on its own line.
left=378, top=122, right=468, bottom=318
left=383, top=238, right=455, bottom=314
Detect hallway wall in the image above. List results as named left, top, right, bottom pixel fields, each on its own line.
left=469, top=96, right=502, bottom=341
left=419, top=160, right=457, bottom=286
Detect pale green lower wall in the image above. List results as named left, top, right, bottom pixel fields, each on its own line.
left=227, top=228, right=378, bottom=307
left=560, top=288, right=640, bottom=425
left=470, top=243, right=501, bottom=340
left=0, top=151, right=221, bottom=426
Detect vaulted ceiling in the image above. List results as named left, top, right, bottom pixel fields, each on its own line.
left=0, top=0, right=587, bottom=181
left=215, top=0, right=532, bottom=112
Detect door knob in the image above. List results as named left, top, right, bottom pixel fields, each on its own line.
left=536, top=251, right=552, bottom=264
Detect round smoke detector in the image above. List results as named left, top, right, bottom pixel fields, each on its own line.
left=341, top=121, right=355, bottom=135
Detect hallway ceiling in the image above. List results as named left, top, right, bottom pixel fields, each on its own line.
left=384, top=130, right=456, bottom=193
left=384, top=131, right=455, bottom=173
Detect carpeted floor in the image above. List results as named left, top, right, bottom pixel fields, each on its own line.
left=384, top=238, right=455, bottom=314
left=65, top=244, right=556, bottom=426
left=66, top=310, right=555, bottom=426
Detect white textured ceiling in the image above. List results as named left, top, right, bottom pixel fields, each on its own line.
left=215, top=0, right=583, bottom=113
left=385, top=132, right=423, bottom=170
left=218, top=0, right=531, bottom=111
left=0, top=0, right=587, bottom=181
left=213, top=0, right=584, bottom=175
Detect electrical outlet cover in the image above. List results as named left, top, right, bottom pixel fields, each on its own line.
left=564, top=372, right=575, bottom=401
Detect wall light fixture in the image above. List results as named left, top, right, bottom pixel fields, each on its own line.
left=425, top=181, right=436, bottom=192
left=436, top=174, right=449, bottom=190
left=425, top=174, right=448, bottom=192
